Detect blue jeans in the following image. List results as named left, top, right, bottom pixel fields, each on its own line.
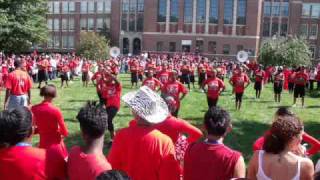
left=7, top=95, right=28, bottom=110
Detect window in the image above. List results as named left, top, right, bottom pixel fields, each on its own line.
left=69, top=18, right=75, bottom=31
left=47, top=35, right=53, bottom=48
left=271, top=22, right=278, bottom=36
left=129, top=14, right=135, bottom=31
left=80, top=18, right=87, bottom=30
left=81, top=1, right=87, bottom=13
left=280, top=23, right=287, bottom=36
left=97, top=1, right=104, bottom=13
left=88, top=2, right=95, bottom=13
left=170, top=0, right=179, bottom=22
left=130, top=0, right=137, bottom=12
left=281, top=2, right=289, bottom=17
left=122, top=0, right=129, bottom=12
left=53, top=36, right=60, bottom=49
left=302, top=4, right=311, bottom=17
left=169, top=42, right=176, bottom=52
left=48, top=2, right=53, bottom=13
left=209, top=0, right=218, bottom=24
left=137, top=0, right=144, bottom=12
left=310, top=24, right=318, bottom=38
left=96, top=18, right=104, bottom=31
left=224, top=0, right=233, bottom=24
left=88, top=18, right=94, bottom=31
left=69, top=2, right=75, bottom=13
left=196, top=40, right=204, bottom=52
left=53, top=18, right=59, bottom=31
left=263, top=22, right=270, bottom=37
left=311, top=4, right=320, bottom=18
left=62, top=2, right=68, bottom=13
left=223, top=44, right=230, bottom=54
left=53, top=2, right=60, bottom=14
left=105, top=19, right=110, bottom=28
left=121, top=14, right=127, bottom=31
left=237, top=45, right=244, bottom=51
left=62, top=18, right=68, bottom=31
left=69, top=36, right=74, bottom=48
left=158, top=0, right=167, bottom=22
left=208, top=41, right=216, bottom=53
left=47, top=19, right=53, bottom=31
left=105, top=0, right=111, bottom=13
left=300, top=24, right=308, bottom=37
left=157, top=42, right=164, bottom=51
left=62, top=36, right=68, bottom=49
left=197, top=0, right=206, bottom=23
left=264, top=1, right=271, bottom=16
left=137, top=14, right=144, bottom=31
left=272, top=2, right=280, bottom=16
left=184, top=0, right=193, bottom=23
left=310, top=47, right=316, bottom=58
left=237, top=0, right=246, bottom=25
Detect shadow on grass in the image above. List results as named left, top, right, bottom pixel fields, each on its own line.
left=68, top=99, right=89, bottom=103
left=267, top=105, right=291, bottom=109
left=64, top=118, right=78, bottom=123
left=308, top=91, right=320, bottom=98
left=305, top=105, right=320, bottom=109
left=249, top=100, right=274, bottom=103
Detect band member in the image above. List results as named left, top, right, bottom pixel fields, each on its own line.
left=293, top=66, right=309, bottom=107
left=180, top=61, right=191, bottom=90
left=273, top=67, right=284, bottom=103
left=198, top=59, right=208, bottom=89
left=60, top=62, right=70, bottom=88
left=229, top=67, right=250, bottom=110
left=157, top=64, right=170, bottom=84
left=288, top=69, right=296, bottom=94
left=91, top=66, right=105, bottom=104
left=142, top=70, right=162, bottom=91
left=4, top=59, right=33, bottom=110
left=202, top=70, right=225, bottom=108
left=189, top=63, right=196, bottom=89
left=81, top=60, right=91, bottom=87
left=37, top=56, right=50, bottom=89
left=129, top=58, right=139, bottom=88
left=161, top=70, right=188, bottom=117
left=253, top=65, right=265, bottom=99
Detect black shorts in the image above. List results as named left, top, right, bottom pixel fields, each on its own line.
left=273, top=82, right=283, bottom=94
left=38, top=70, right=48, bottom=82
left=190, top=75, right=195, bottom=83
left=106, top=106, right=119, bottom=132
left=82, top=72, right=89, bottom=82
left=198, top=73, right=206, bottom=85
left=131, top=72, right=138, bottom=83
left=294, top=85, right=306, bottom=98
left=181, top=74, right=190, bottom=84
left=207, top=96, right=218, bottom=108
left=254, top=81, right=262, bottom=91
left=60, top=73, right=69, bottom=81
left=288, top=82, right=294, bottom=91
left=138, top=74, right=143, bottom=81
left=235, top=93, right=243, bottom=102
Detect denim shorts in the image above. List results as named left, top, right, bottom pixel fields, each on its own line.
left=7, top=95, right=28, bottom=110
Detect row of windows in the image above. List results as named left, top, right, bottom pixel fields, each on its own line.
left=122, top=0, right=144, bottom=12
left=158, top=0, right=247, bottom=25
left=264, top=2, right=289, bottom=17
left=47, top=18, right=110, bottom=32
left=121, top=14, right=144, bottom=32
left=47, top=1, right=111, bottom=14
left=302, top=3, right=320, bottom=18
left=300, top=24, right=318, bottom=39
left=47, top=35, right=75, bottom=49
left=262, top=22, right=288, bottom=37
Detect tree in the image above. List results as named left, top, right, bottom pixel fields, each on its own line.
left=259, top=37, right=312, bottom=67
left=76, top=32, right=110, bottom=60
left=98, top=24, right=111, bottom=45
left=0, top=0, right=48, bottom=53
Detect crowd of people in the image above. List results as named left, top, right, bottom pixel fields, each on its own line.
left=1, top=51, right=320, bottom=180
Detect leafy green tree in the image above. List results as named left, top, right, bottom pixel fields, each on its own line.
left=98, top=24, right=111, bottom=45
left=76, top=32, right=110, bottom=60
left=0, top=0, right=48, bottom=53
left=259, top=37, right=312, bottom=67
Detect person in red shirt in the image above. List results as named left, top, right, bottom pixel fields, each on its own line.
left=142, top=70, right=162, bottom=91
left=101, top=71, right=122, bottom=141
left=202, top=69, right=225, bottom=108
left=161, top=70, right=188, bottom=117
left=81, top=60, right=91, bottom=87
left=68, top=102, right=112, bottom=180
left=197, top=59, right=208, bottom=89
left=184, top=107, right=246, bottom=180
left=288, top=69, right=296, bottom=93
left=180, top=61, right=191, bottom=90
left=157, top=64, right=170, bottom=84
left=129, top=59, right=139, bottom=88
left=60, top=61, right=71, bottom=88
left=253, top=65, right=265, bottom=99
left=229, top=67, right=250, bottom=110
left=273, top=67, right=284, bottom=103
left=108, top=86, right=181, bottom=180
left=31, top=85, right=68, bottom=159
left=0, top=107, right=67, bottom=180
left=4, top=59, right=33, bottom=110
left=92, top=66, right=105, bottom=104
left=293, top=66, right=309, bottom=107
left=37, top=56, right=49, bottom=89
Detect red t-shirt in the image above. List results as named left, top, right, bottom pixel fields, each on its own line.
left=255, top=70, right=265, bottom=82
left=68, top=146, right=112, bottom=180
left=31, top=101, right=68, bottom=150
left=108, top=126, right=181, bottom=180
left=5, top=69, right=32, bottom=95
left=203, top=78, right=225, bottom=99
left=157, top=71, right=170, bottom=84
left=142, top=77, right=161, bottom=91
left=181, top=65, right=190, bottom=75
left=161, top=81, right=188, bottom=107
left=184, top=142, right=241, bottom=180
left=82, top=63, right=90, bottom=72
left=101, top=82, right=122, bottom=109
left=230, top=74, right=249, bottom=93
left=38, top=60, right=49, bottom=71
left=129, top=61, right=138, bottom=73
left=294, top=72, right=309, bottom=86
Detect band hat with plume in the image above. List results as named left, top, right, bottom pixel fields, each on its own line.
left=122, top=86, right=169, bottom=124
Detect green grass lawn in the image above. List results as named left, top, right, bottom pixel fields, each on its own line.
left=27, top=74, right=320, bottom=162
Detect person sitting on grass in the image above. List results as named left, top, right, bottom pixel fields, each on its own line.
left=68, top=101, right=112, bottom=180
left=248, top=113, right=314, bottom=180
left=183, top=106, right=246, bottom=180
